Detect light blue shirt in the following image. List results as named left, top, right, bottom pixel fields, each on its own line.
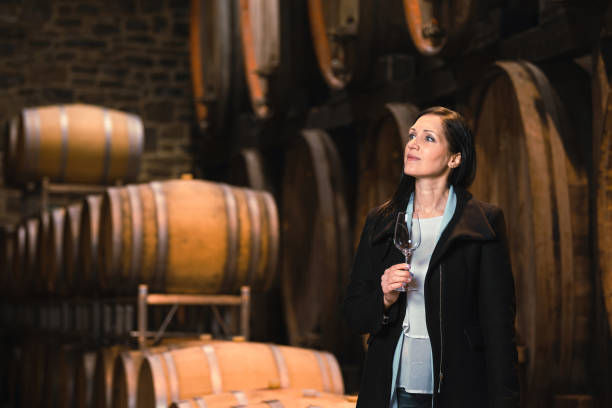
left=398, top=215, right=442, bottom=393
left=388, top=185, right=457, bottom=408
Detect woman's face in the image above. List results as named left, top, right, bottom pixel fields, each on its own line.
left=403, top=114, right=460, bottom=181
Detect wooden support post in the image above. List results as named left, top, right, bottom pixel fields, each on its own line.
left=138, top=284, right=148, bottom=349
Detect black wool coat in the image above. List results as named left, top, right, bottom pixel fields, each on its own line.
left=343, top=188, right=519, bottom=408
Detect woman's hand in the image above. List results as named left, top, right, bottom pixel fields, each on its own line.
left=381, top=263, right=412, bottom=308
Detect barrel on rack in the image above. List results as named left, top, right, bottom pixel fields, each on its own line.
left=281, top=129, right=351, bottom=353
left=98, top=179, right=279, bottom=294
left=402, top=0, right=478, bottom=56
left=470, top=61, right=592, bottom=407
left=354, top=103, right=418, bottom=247
left=171, top=389, right=356, bottom=408
left=63, top=202, right=83, bottom=293
left=78, top=195, right=103, bottom=294
left=4, top=103, right=143, bottom=186
left=137, top=341, right=344, bottom=408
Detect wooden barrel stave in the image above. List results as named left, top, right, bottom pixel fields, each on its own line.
left=63, top=202, right=83, bottom=293
left=75, top=350, right=97, bottom=408
left=94, top=345, right=125, bottom=408
left=137, top=341, right=344, bottom=408
left=45, top=207, right=66, bottom=294
left=471, top=61, right=592, bottom=406
left=78, top=195, right=103, bottom=294
left=9, top=104, right=143, bottom=185
left=24, top=217, right=40, bottom=293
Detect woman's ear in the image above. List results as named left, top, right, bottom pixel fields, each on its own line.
left=448, top=153, right=461, bottom=169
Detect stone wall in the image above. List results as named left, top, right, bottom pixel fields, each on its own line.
left=0, top=0, right=195, bottom=223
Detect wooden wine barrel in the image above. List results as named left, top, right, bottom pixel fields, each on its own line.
left=402, top=0, right=477, bottom=56
left=308, top=0, right=368, bottom=89
left=137, top=341, right=344, bottom=408
left=75, top=351, right=97, bottom=408
left=171, top=389, right=356, bottom=408
left=595, top=48, right=612, bottom=339
left=99, top=179, right=279, bottom=294
left=282, top=129, right=351, bottom=352
left=471, top=61, right=592, bottom=407
left=238, top=0, right=279, bottom=118
left=78, top=195, right=103, bottom=294
left=189, top=0, right=245, bottom=161
left=308, top=0, right=410, bottom=89
left=112, top=339, right=212, bottom=408
left=24, top=217, right=39, bottom=294
left=6, top=103, right=143, bottom=186
left=44, top=207, right=67, bottom=294
left=63, top=202, right=83, bottom=293
left=354, top=103, right=418, bottom=248
left=93, top=345, right=125, bottom=408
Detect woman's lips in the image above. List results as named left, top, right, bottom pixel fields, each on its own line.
left=405, top=154, right=420, bottom=161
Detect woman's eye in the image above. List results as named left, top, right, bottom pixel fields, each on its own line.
left=408, top=133, right=416, bottom=140
left=425, top=135, right=435, bottom=142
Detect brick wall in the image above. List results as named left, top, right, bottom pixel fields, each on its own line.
left=0, top=0, right=195, bottom=182
left=0, top=0, right=196, bottom=224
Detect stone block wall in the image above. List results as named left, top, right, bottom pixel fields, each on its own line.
left=0, top=0, right=196, bottom=224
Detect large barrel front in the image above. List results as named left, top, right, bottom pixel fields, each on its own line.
left=8, top=103, right=143, bottom=185
left=471, top=61, right=592, bottom=407
left=137, top=341, right=344, bottom=408
left=99, top=179, right=279, bottom=294
left=281, top=129, right=351, bottom=352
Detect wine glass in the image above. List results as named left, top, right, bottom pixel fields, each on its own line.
left=393, top=211, right=421, bottom=292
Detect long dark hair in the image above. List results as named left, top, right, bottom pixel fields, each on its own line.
left=376, top=106, right=476, bottom=218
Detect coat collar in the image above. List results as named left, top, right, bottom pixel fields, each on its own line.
left=371, top=187, right=497, bottom=263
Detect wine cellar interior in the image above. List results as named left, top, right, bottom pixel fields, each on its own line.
left=1, top=0, right=612, bottom=407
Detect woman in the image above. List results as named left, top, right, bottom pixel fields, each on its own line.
left=343, top=107, right=519, bottom=407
